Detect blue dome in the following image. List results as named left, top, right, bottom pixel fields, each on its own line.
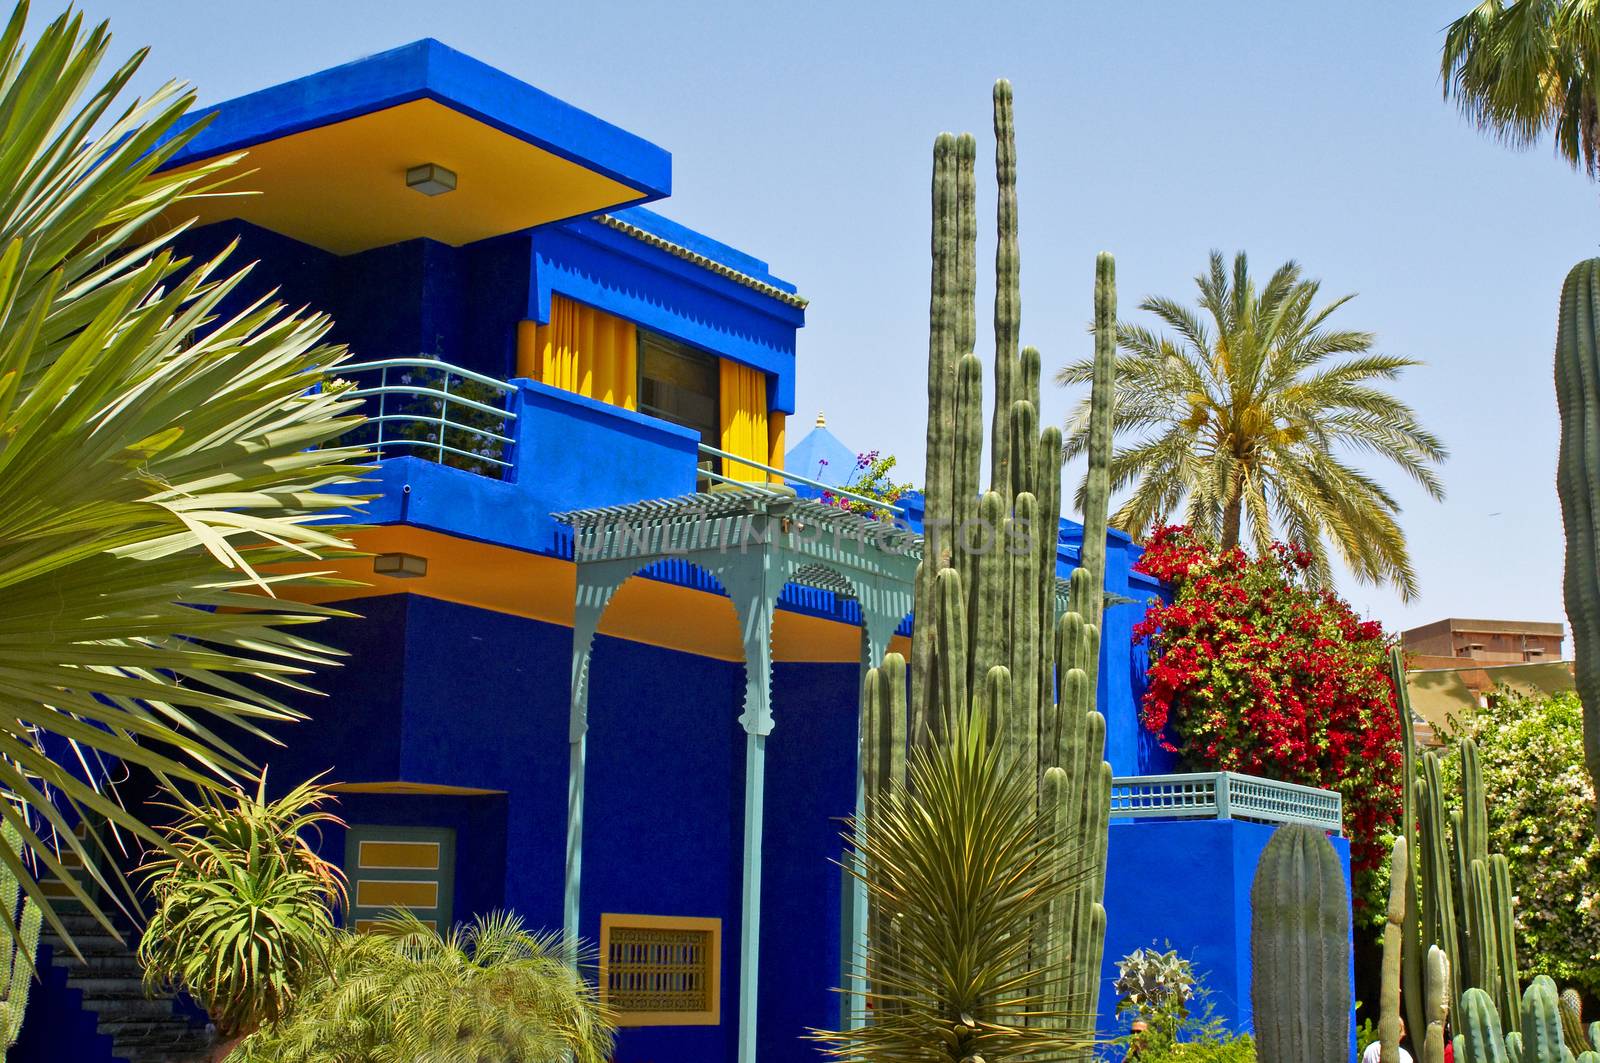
left=785, top=413, right=857, bottom=487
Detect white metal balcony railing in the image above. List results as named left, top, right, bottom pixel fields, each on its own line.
left=695, top=443, right=907, bottom=518
left=334, top=357, right=907, bottom=515
left=1110, top=772, right=1343, bottom=834
left=338, top=358, right=518, bottom=478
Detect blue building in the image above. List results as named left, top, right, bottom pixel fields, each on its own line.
left=19, top=40, right=1351, bottom=1063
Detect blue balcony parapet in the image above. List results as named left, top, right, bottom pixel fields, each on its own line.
left=1109, top=771, right=1342, bottom=834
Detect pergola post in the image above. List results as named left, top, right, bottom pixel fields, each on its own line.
left=553, top=492, right=918, bottom=1059
left=716, top=547, right=788, bottom=1063
left=565, top=567, right=628, bottom=948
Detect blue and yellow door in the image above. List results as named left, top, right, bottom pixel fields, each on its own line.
left=344, top=825, right=456, bottom=931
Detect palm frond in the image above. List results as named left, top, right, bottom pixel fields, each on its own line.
left=1060, top=250, right=1444, bottom=598
left=0, top=1, right=370, bottom=951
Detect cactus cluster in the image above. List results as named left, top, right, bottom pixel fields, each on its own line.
left=1388, top=649, right=1522, bottom=1036
left=1247, top=823, right=1352, bottom=1063
left=1553, top=258, right=1600, bottom=837
left=1455, top=977, right=1600, bottom=1063
left=860, top=79, right=1117, bottom=1055
left=0, top=820, right=41, bottom=1049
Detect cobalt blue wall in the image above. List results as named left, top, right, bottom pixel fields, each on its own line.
left=583, top=629, right=745, bottom=1063
left=1099, top=819, right=1354, bottom=1043
left=760, top=661, right=860, bottom=1061
left=235, top=591, right=867, bottom=1063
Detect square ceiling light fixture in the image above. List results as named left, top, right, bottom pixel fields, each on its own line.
left=374, top=552, right=428, bottom=579
left=405, top=162, right=457, bottom=196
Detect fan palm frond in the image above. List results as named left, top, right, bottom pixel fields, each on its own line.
left=0, top=0, right=368, bottom=949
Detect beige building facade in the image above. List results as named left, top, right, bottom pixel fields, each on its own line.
left=1401, top=617, right=1565, bottom=665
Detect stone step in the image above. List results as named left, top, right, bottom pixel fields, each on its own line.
left=94, top=1015, right=198, bottom=1039
left=64, top=976, right=147, bottom=996
left=58, top=954, right=143, bottom=977
left=84, top=997, right=178, bottom=1022
left=43, top=932, right=133, bottom=958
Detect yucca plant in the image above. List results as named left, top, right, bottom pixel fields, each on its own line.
left=232, top=911, right=615, bottom=1063
left=812, top=698, right=1090, bottom=1063
left=138, top=775, right=345, bottom=1055
left=0, top=0, right=366, bottom=951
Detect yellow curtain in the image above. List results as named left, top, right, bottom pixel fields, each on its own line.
left=517, top=295, right=637, bottom=410
left=768, top=412, right=786, bottom=478
left=719, top=360, right=775, bottom=482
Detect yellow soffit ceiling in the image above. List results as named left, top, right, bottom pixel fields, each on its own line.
left=162, top=98, right=642, bottom=255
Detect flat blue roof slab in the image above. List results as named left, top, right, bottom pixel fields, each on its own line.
left=160, top=38, right=672, bottom=202
left=612, top=206, right=797, bottom=293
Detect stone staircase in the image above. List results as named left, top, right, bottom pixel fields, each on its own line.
left=40, top=911, right=211, bottom=1063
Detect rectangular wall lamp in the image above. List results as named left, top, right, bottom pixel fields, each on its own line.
left=373, top=552, right=428, bottom=578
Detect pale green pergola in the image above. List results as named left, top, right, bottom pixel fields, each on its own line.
left=554, top=488, right=919, bottom=1063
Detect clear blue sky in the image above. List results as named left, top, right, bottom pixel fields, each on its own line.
left=89, top=0, right=1596, bottom=635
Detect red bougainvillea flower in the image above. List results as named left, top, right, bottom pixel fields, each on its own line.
left=1133, top=526, right=1403, bottom=912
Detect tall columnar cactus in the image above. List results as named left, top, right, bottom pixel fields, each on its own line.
left=1424, top=946, right=1452, bottom=1063
left=1458, top=978, right=1600, bottom=1063
left=1553, top=258, right=1600, bottom=835
left=1249, top=823, right=1352, bottom=1063
left=857, top=79, right=1116, bottom=1057
left=1389, top=650, right=1522, bottom=1028
left=0, top=821, right=41, bottom=1049
left=1379, top=836, right=1409, bottom=1063
left=1560, top=987, right=1593, bottom=1056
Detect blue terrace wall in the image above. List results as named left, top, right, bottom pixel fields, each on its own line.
left=1098, top=818, right=1354, bottom=1044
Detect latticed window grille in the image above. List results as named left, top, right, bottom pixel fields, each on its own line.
left=599, top=914, right=721, bottom=1026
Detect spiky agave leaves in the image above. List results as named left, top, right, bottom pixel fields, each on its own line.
left=137, top=775, right=347, bottom=1038
left=0, top=0, right=370, bottom=950
left=233, top=910, right=616, bottom=1063
left=814, top=673, right=1093, bottom=1063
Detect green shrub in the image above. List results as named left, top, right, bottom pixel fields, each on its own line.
left=1440, top=688, right=1600, bottom=995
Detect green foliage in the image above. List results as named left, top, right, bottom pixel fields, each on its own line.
left=1553, top=256, right=1600, bottom=836
left=1114, top=945, right=1197, bottom=1040
left=821, top=450, right=915, bottom=521
left=137, top=776, right=346, bottom=1038
left=0, top=0, right=367, bottom=940
left=1440, top=689, right=1600, bottom=996
left=817, top=690, right=1087, bottom=1063
left=0, top=820, right=40, bottom=1049
left=1441, top=1, right=1600, bottom=179
left=1057, top=250, right=1444, bottom=600
left=232, top=911, right=614, bottom=1063
left=1248, top=824, right=1352, bottom=1063
left=1113, top=955, right=1254, bottom=1063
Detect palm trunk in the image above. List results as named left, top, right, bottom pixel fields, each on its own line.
left=1220, top=467, right=1245, bottom=549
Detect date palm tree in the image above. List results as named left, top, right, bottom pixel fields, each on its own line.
left=1058, top=251, right=1445, bottom=600
left=1441, top=0, right=1600, bottom=180
left=0, top=0, right=365, bottom=945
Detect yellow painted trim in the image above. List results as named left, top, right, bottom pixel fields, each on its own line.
left=273, top=526, right=911, bottom=664
left=599, top=913, right=721, bottom=1027
left=356, top=879, right=439, bottom=909
left=358, top=840, right=441, bottom=871
left=355, top=918, right=438, bottom=934
left=328, top=780, right=506, bottom=796
left=165, top=99, right=641, bottom=255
